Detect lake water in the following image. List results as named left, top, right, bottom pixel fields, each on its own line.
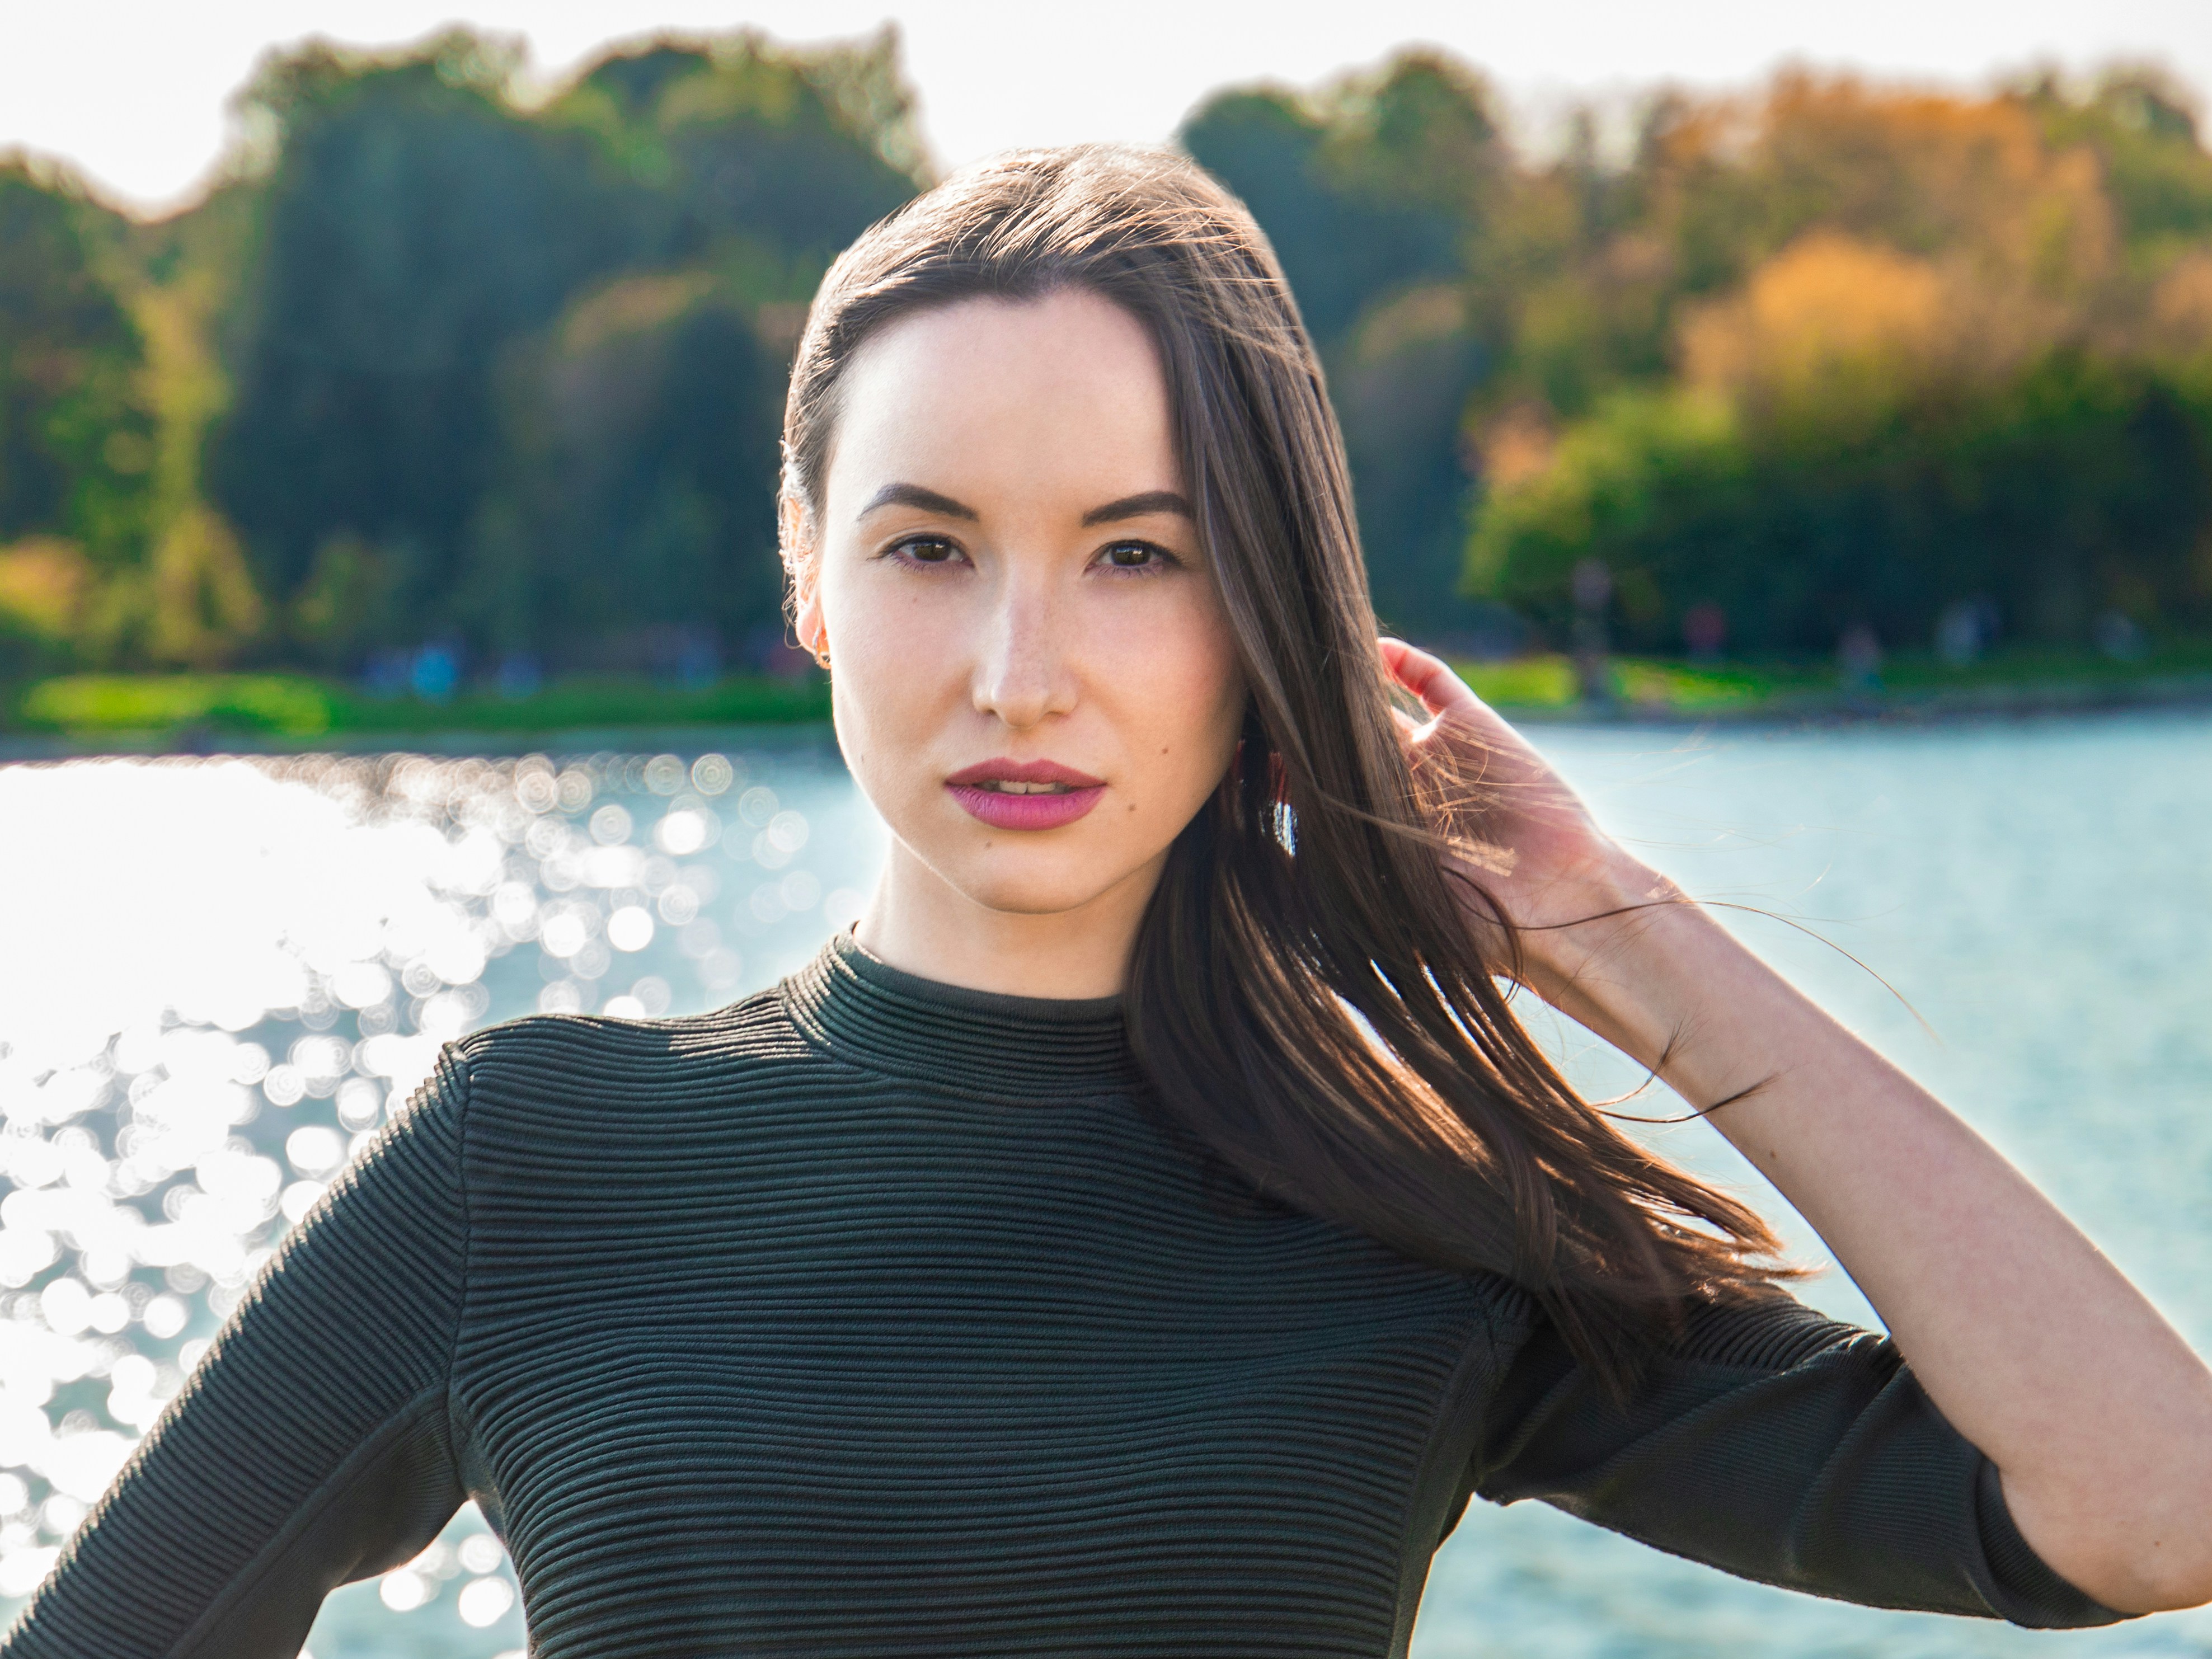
left=1, top=713, right=2208, bottom=1657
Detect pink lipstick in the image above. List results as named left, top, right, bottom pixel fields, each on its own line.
left=945, top=758, right=1106, bottom=831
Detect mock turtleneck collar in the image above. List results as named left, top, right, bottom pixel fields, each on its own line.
left=779, top=931, right=1144, bottom=1102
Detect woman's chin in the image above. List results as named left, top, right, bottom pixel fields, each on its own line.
left=929, top=850, right=1147, bottom=922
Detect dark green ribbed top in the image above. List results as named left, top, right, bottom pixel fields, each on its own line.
left=3, top=934, right=2117, bottom=1657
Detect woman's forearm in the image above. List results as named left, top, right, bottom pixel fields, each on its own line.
left=1520, top=859, right=2212, bottom=1615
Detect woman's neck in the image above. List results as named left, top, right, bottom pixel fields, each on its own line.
left=853, top=839, right=1164, bottom=999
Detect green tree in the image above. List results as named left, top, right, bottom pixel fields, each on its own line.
left=1182, top=89, right=1454, bottom=343
left=209, top=36, right=622, bottom=648
left=206, top=28, right=924, bottom=670
left=1181, top=53, right=1506, bottom=634
left=555, top=30, right=923, bottom=269
left=0, top=162, right=152, bottom=570
left=1468, top=69, right=2212, bottom=655
left=461, top=273, right=785, bottom=666
left=1468, top=361, right=2212, bottom=652
left=2016, top=67, right=2212, bottom=266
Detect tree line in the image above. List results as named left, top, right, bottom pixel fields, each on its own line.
left=3, top=30, right=2210, bottom=681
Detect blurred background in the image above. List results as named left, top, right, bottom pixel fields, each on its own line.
left=3, top=1, right=2212, bottom=722
left=4, top=6, right=2212, bottom=1657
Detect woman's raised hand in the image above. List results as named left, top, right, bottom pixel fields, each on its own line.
left=1381, top=645, right=2212, bottom=1617
left=1378, top=637, right=1660, bottom=977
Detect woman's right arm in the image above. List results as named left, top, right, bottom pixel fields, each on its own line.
left=1385, top=636, right=2212, bottom=1614
left=1, top=1047, right=475, bottom=1659
left=1469, top=1287, right=2121, bottom=1626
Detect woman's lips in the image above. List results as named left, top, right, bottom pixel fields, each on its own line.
left=945, top=759, right=1106, bottom=831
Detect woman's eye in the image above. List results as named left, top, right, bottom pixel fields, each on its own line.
left=1097, top=541, right=1176, bottom=572
left=891, top=535, right=963, bottom=566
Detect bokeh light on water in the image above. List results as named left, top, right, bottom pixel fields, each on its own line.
left=0, top=740, right=881, bottom=1653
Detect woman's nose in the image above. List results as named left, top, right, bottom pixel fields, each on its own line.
left=971, top=574, right=1078, bottom=730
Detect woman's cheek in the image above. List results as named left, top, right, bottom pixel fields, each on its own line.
left=1095, top=591, right=1244, bottom=811
left=833, top=570, right=964, bottom=714
left=828, top=593, right=963, bottom=822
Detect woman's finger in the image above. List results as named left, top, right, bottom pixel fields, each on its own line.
left=1379, top=636, right=1481, bottom=717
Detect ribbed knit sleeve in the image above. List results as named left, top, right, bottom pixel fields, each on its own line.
left=1468, top=1293, right=2125, bottom=1629
left=1, top=1047, right=473, bottom=1659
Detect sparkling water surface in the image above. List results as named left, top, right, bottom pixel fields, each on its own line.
left=0, top=714, right=2206, bottom=1657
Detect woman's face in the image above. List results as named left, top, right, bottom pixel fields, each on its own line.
left=796, top=288, right=1247, bottom=928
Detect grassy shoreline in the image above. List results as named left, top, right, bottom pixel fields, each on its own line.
left=2, top=671, right=834, bottom=753
left=6, top=646, right=2212, bottom=756
left=1461, top=641, right=2212, bottom=722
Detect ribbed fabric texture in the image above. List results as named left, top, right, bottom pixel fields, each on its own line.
left=3, top=934, right=2120, bottom=1658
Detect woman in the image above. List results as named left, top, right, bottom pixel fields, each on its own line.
left=8, top=145, right=2209, bottom=1658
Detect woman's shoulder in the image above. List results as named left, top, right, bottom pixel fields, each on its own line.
left=453, top=983, right=799, bottom=1063
left=439, top=984, right=834, bottom=1129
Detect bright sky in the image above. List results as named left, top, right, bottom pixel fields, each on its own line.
left=5, top=0, right=2209, bottom=217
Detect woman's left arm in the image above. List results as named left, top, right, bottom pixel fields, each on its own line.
left=1384, top=640, right=2212, bottom=1616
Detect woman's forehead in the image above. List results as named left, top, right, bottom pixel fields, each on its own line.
left=828, top=291, right=1181, bottom=515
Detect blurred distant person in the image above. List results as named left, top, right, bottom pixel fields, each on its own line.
left=1936, top=597, right=1999, bottom=668
left=1839, top=621, right=1885, bottom=700
left=1683, top=600, right=1727, bottom=663
left=1570, top=554, right=1614, bottom=705
left=11, top=146, right=2209, bottom=1658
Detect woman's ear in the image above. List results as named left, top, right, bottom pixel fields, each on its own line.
left=781, top=493, right=830, bottom=668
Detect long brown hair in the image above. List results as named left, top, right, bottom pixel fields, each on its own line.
left=780, top=145, right=1788, bottom=1384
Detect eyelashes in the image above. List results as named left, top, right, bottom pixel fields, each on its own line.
left=1093, top=540, right=1182, bottom=576
left=884, top=533, right=964, bottom=568
left=879, top=534, right=1185, bottom=576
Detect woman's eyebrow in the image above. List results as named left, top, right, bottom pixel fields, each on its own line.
left=1082, top=490, right=1194, bottom=526
left=858, top=482, right=977, bottom=520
